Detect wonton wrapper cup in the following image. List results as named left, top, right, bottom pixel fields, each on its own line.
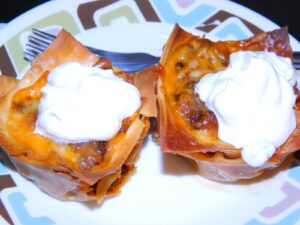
left=0, top=29, right=156, bottom=202
left=157, top=24, right=300, bottom=182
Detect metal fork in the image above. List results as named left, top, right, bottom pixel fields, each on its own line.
left=24, top=28, right=160, bottom=73
left=24, top=29, right=300, bottom=71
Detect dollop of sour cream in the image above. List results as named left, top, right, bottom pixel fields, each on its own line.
left=35, top=62, right=141, bottom=143
left=195, top=51, right=297, bottom=167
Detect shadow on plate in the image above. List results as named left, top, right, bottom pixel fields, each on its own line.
left=161, top=153, right=196, bottom=176
left=161, top=149, right=299, bottom=185
left=0, top=148, right=17, bottom=172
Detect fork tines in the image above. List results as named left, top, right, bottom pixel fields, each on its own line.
left=24, top=28, right=57, bottom=62
left=23, top=51, right=36, bottom=62
left=31, top=28, right=56, bottom=41
left=28, top=35, right=51, bottom=47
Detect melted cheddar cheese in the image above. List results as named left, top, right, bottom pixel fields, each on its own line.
left=158, top=25, right=295, bottom=153
left=0, top=29, right=154, bottom=201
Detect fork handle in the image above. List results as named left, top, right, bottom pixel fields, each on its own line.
left=293, top=51, right=300, bottom=69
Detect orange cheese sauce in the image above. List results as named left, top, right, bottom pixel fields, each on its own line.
left=161, top=37, right=228, bottom=142
left=7, top=71, right=138, bottom=172
left=159, top=27, right=294, bottom=151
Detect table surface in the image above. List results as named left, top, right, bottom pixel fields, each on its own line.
left=0, top=0, right=299, bottom=41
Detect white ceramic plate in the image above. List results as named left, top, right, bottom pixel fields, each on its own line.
left=0, top=1, right=300, bottom=225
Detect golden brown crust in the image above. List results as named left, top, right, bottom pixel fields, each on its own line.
left=0, top=75, right=19, bottom=97
left=133, top=66, right=157, bottom=118
left=0, top=29, right=153, bottom=201
left=157, top=24, right=299, bottom=181
left=18, top=30, right=99, bottom=91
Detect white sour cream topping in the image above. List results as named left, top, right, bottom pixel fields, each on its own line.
left=35, top=62, right=141, bottom=143
left=195, top=51, right=297, bottom=167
